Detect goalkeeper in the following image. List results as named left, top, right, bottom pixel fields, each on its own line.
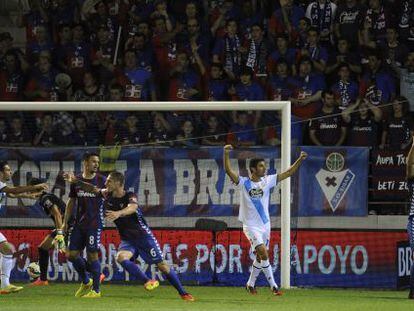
left=28, top=178, right=69, bottom=286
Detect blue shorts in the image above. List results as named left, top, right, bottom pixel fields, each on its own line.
left=408, top=217, right=414, bottom=250
left=68, top=225, right=102, bottom=252
left=119, top=233, right=163, bottom=264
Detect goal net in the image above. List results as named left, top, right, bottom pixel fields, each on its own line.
left=0, top=101, right=295, bottom=288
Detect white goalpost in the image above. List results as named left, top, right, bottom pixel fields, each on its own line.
left=0, top=101, right=292, bottom=289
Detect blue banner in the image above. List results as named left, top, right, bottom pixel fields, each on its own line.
left=297, top=146, right=369, bottom=216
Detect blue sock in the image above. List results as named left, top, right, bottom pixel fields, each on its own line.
left=120, top=260, right=150, bottom=282
left=71, top=256, right=89, bottom=284
left=164, top=268, right=186, bottom=295
left=410, top=261, right=414, bottom=291
left=89, top=260, right=101, bottom=293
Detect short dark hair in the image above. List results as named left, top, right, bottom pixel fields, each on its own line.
left=249, top=158, right=265, bottom=173
left=0, top=161, right=8, bottom=171
left=322, top=90, right=334, bottom=98
left=83, top=152, right=99, bottom=162
left=29, top=177, right=43, bottom=186
left=109, top=171, right=125, bottom=185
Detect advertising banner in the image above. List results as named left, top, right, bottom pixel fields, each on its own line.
left=2, top=229, right=407, bottom=288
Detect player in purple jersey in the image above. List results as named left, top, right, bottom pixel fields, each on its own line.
left=62, top=152, right=106, bottom=298
left=63, top=171, right=195, bottom=302
left=406, top=135, right=414, bottom=299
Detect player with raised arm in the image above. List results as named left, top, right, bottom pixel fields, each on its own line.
left=0, top=161, right=48, bottom=294
left=63, top=171, right=195, bottom=302
left=223, top=145, right=307, bottom=295
left=406, top=136, right=414, bottom=299
left=28, top=178, right=69, bottom=286
left=62, top=152, right=106, bottom=298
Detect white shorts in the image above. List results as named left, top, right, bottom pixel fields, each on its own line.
left=243, top=225, right=270, bottom=250
left=0, top=232, right=7, bottom=244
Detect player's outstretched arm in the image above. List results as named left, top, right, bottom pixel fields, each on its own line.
left=63, top=172, right=102, bottom=194
left=62, top=197, right=74, bottom=234
left=278, top=151, right=308, bottom=182
left=407, top=136, right=414, bottom=179
left=223, top=145, right=239, bottom=184
left=7, top=191, right=42, bottom=199
left=3, top=183, right=48, bottom=195
left=106, top=202, right=138, bottom=222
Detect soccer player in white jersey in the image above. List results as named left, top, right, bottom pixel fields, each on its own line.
left=0, top=161, right=48, bottom=294
left=223, top=145, right=307, bottom=295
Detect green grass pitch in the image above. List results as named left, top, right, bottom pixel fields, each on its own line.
left=1, top=283, right=412, bottom=311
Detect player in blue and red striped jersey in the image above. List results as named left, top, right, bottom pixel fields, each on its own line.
left=62, top=152, right=106, bottom=298
left=406, top=135, right=414, bottom=299
left=63, top=171, right=195, bottom=302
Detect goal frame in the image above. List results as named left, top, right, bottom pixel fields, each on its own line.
left=0, top=101, right=292, bottom=289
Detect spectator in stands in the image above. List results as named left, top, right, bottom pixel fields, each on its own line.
left=360, top=50, right=396, bottom=110
left=119, top=113, right=146, bottom=145
left=398, top=52, right=414, bottom=113
left=49, top=0, right=79, bottom=37
left=17, top=0, right=49, bottom=43
left=334, top=0, right=365, bottom=48
left=148, top=112, right=171, bottom=145
left=380, top=96, right=414, bottom=150
left=242, top=23, right=273, bottom=77
left=382, top=26, right=409, bottom=69
left=305, top=0, right=337, bottom=46
left=114, top=50, right=156, bottom=101
left=359, top=0, right=391, bottom=47
left=325, top=37, right=361, bottom=76
left=180, top=17, right=210, bottom=64
left=0, top=119, right=8, bottom=145
left=176, top=119, right=199, bottom=148
left=398, top=0, right=414, bottom=50
left=87, top=1, right=118, bottom=40
left=53, top=111, right=74, bottom=144
left=124, top=32, right=155, bottom=71
left=0, top=32, right=28, bottom=71
left=91, top=24, right=116, bottom=85
left=267, top=34, right=298, bottom=76
left=0, top=52, right=25, bottom=101
left=229, top=66, right=264, bottom=102
left=238, top=1, right=264, bottom=40
left=212, top=19, right=242, bottom=80
left=289, top=56, right=325, bottom=119
left=299, top=27, right=329, bottom=73
left=209, top=0, right=241, bottom=37
left=201, top=115, right=226, bottom=146
left=71, top=115, right=98, bottom=146
left=309, top=90, right=346, bottom=146
left=296, top=17, right=311, bottom=48
left=268, top=0, right=305, bottom=43
left=33, top=113, right=58, bottom=146
left=200, top=62, right=230, bottom=101
left=342, top=97, right=383, bottom=147
left=227, top=111, right=257, bottom=147
left=25, top=55, right=59, bottom=101
left=8, top=115, right=31, bottom=147
left=55, top=24, right=73, bottom=71
left=330, top=63, right=359, bottom=110
left=266, top=59, right=293, bottom=101
left=26, top=25, right=54, bottom=64
left=73, top=71, right=107, bottom=101
left=168, top=51, right=201, bottom=101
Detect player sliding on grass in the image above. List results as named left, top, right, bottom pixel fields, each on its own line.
left=28, top=178, right=69, bottom=286
left=223, top=145, right=307, bottom=295
left=63, top=170, right=195, bottom=302
left=0, top=161, right=48, bottom=294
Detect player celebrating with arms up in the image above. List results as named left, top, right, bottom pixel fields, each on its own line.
left=223, top=145, right=307, bottom=295
left=63, top=171, right=195, bottom=302
left=63, top=152, right=106, bottom=298
left=0, top=161, right=48, bottom=294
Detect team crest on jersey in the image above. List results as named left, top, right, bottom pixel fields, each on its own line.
left=315, top=152, right=355, bottom=212
left=248, top=188, right=264, bottom=199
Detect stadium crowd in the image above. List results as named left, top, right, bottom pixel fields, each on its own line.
left=0, top=0, right=413, bottom=148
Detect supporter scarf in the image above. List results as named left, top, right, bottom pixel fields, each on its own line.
left=246, top=39, right=268, bottom=74
left=224, top=35, right=241, bottom=74
left=338, top=80, right=351, bottom=107
left=309, top=1, right=332, bottom=35
left=367, top=6, right=386, bottom=33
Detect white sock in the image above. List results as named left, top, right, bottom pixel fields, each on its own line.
left=247, top=259, right=261, bottom=287
left=1, top=254, right=13, bottom=288
left=261, top=259, right=277, bottom=288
